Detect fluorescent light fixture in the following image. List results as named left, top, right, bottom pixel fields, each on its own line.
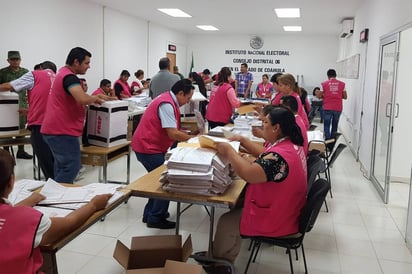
left=274, top=8, right=300, bottom=18
left=283, top=26, right=302, bottom=32
left=196, top=25, right=219, bottom=31
left=158, top=8, right=192, bottom=18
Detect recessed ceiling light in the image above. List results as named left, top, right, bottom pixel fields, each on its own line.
left=158, top=9, right=192, bottom=18
left=283, top=26, right=302, bottom=32
left=196, top=25, right=219, bottom=31
left=274, top=8, right=300, bottom=18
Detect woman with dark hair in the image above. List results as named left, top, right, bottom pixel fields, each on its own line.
left=189, top=71, right=208, bottom=117
left=200, top=107, right=307, bottom=273
left=0, top=149, right=111, bottom=272
left=205, top=67, right=240, bottom=129
left=114, top=70, right=132, bottom=99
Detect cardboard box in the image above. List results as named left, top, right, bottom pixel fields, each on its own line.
left=87, top=100, right=128, bottom=147
left=0, top=92, right=19, bottom=136
left=113, top=235, right=193, bottom=271
left=125, top=260, right=202, bottom=274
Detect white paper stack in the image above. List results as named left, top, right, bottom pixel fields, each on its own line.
left=0, top=91, right=19, bottom=136
left=162, top=147, right=233, bottom=196
left=87, top=100, right=129, bottom=147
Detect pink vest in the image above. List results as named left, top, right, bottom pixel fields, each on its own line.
left=296, top=114, right=308, bottom=155
left=132, top=92, right=181, bottom=154
left=256, top=82, right=273, bottom=98
left=91, top=88, right=105, bottom=96
left=272, top=91, right=310, bottom=129
left=205, top=83, right=234, bottom=123
left=27, top=69, right=55, bottom=126
left=322, top=78, right=345, bottom=111
left=131, top=81, right=142, bottom=91
left=0, top=204, right=44, bottom=274
left=271, top=92, right=283, bottom=106
left=114, top=79, right=131, bottom=98
left=240, top=139, right=307, bottom=237
left=41, top=66, right=85, bottom=136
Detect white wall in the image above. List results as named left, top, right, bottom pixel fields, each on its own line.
left=0, top=0, right=104, bottom=88
left=337, top=0, right=412, bottom=176
left=147, top=23, right=188, bottom=78
left=103, top=8, right=148, bottom=86
left=187, top=34, right=339, bottom=92
left=0, top=0, right=188, bottom=92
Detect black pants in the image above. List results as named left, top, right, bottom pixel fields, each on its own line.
left=30, top=125, right=54, bottom=180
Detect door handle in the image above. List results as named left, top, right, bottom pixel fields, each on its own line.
left=385, top=103, right=392, bottom=118
left=395, top=103, right=399, bottom=118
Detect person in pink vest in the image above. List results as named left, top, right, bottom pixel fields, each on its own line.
left=275, top=73, right=310, bottom=130
left=114, top=70, right=132, bottom=99
left=321, top=69, right=347, bottom=139
left=92, top=79, right=114, bottom=97
left=41, top=47, right=111, bottom=183
left=130, top=69, right=147, bottom=95
left=255, top=74, right=274, bottom=99
left=0, top=61, right=57, bottom=179
left=198, top=107, right=307, bottom=273
left=280, top=95, right=308, bottom=155
left=0, top=149, right=112, bottom=273
left=132, top=79, right=196, bottom=229
left=205, top=67, right=240, bottom=129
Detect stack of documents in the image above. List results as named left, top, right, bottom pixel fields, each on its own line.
left=162, top=145, right=234, bottom=196
left=9, top=178, right=125, bottom=217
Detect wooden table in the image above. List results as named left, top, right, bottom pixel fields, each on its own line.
left=0, top=129, right=40, bottom=179
left=80, top=141, right=131, bottom=185
left=40, top=188, right=131, bottom=274
left=126, top=165, right=247, bottom=269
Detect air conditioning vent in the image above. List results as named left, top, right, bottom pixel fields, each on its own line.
left=340, top=19, right=354, bottom=38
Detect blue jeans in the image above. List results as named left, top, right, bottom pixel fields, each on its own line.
left=323, top=110, right=341, bottom=139
left=43, top=135, right=81, bottom=183
left=135, top=152, right=170, bottom=223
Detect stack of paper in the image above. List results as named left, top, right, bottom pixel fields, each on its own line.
left=9, top=178, right=125, bottom=217
left=162, top=146, right=233, bottom=196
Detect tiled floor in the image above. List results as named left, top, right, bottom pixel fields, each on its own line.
left=12, top=133, right=412, bottom=274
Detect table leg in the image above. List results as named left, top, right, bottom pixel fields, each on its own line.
left=175, top=202, right=181, bottom=235
left=41, top=251, right=58, bottom=274
left=126, top=149, right=130, bottom=184
left=103, top=155, right=108, bottom=183
left=208, top=206, right=215, bottom=257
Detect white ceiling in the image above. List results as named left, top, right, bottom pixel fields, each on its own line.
left=88, top=0, right=364, bottom=36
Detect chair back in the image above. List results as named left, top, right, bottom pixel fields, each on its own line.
left=328, top=143, right=347, bottom=168
left=299, top=178, right=330, bottom=233
left=307, top=154, right=326, bottom=192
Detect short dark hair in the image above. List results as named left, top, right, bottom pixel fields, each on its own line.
left=280, top=95, right=299, bottom=113
left=41, top=61, right=57, bottom=73
left=100, top=79, right=111, bottom=87
left=270, top=73, right=283, bottom=84
left=65, top=47, right=92, bottom=66
left=327, top=69, right=337, bottom=78
left=241, top=63, right=248, bottom=68
left=202, top=69, right=211, bottom=75
left=171, top=79, right=194, bottom=96
left=159, top=57, right=170, bottom=70
left=120, top=70, right=130, bottom=77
